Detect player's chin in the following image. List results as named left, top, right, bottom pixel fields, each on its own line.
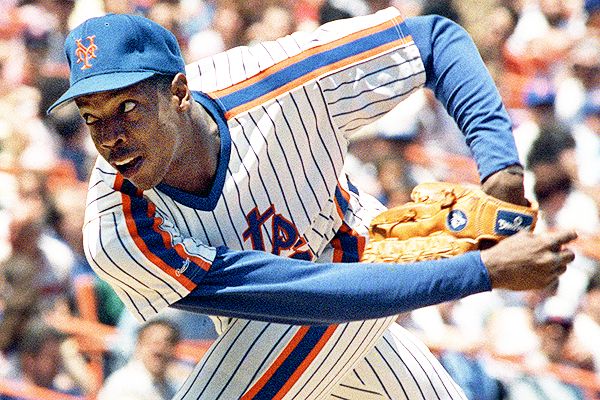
left=122, top=159, right=165, bottom=190
left=126, top=170, right=162, bottom=191
left=128, top=176, right=160, bottom=191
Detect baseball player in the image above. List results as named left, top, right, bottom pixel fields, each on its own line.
left=48, top=9, right=576, bottom=399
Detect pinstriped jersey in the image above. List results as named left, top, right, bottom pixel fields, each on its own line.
left=83, top=7, right=426, bottom=324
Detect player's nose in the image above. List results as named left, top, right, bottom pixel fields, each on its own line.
left=97, top=124, right=127, bottom=150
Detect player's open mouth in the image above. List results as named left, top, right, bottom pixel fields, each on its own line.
left=114, top=156, right=143, bottom=178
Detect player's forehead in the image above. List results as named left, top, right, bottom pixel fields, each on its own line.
left=75, top=80, right=153, bottom=110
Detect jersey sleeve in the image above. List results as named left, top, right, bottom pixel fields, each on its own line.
left=186, top=8, right=519, bottom=182
left=187, top=7, right=427, bottom=134
left=310, top=10, right=521, bottom=181
left=83, top=159, right=217, bottom=322
left=314, top=8, right=427, bottom=138
left=173, top=246, right=492, bottom=325
left=404, top=15, right=520, bottom=180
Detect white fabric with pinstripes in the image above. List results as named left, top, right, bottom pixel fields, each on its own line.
left=83, top=7, right=466, bottom=399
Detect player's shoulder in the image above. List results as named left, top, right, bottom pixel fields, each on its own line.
left=88, top=157, right=119, bottom=190
left=84, top=157, right=133, bottom=224
left=184, top=7, right=407, bottom=94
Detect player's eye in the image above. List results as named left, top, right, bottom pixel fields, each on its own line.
left=83, top=114, right=99, bottom=125
left=120, top=101, right=136, bottom=114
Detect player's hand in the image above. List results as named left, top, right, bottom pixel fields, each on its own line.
left=480, top=230, right=577, bottom=291
left=481, top=165, right=528, bottom=206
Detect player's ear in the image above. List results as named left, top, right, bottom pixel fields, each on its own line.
left=170, top=73, right=192, bottom=112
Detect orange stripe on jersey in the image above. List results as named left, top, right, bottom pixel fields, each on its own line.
left=333, top=183, right=349, bottom=221
left=272, top=324, right=338, bottom=400
left=147, top=203, right=211, bottom=272
left=332, top=184, right=367, bottom=261
left=332, top=223, right=366, bottom=263
left=332, top=237, right=344, bottom=263
left=211, top=18, right=402, bottom=99
left=115, top=173, right=200, bottom=291
left=121, top=195, right=197, bottom=291
left=222, top=36, right=412, bottom=120
left=241, top=327, right=310, bottom=400
left=113, top=174, right=143, bottom=197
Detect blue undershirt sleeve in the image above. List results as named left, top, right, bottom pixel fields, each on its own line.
left=404, top=15, right=521, bottom=180
left=172, top=248, right=491, bottom=325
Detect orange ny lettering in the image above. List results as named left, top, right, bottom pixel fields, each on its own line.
left=75, top=36, right=97, bottom=70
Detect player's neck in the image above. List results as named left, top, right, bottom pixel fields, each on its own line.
left=162, top=102, right=220, bottom=196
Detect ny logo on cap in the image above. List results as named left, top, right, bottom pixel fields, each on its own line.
left=75, top=36, right=97, bottom=70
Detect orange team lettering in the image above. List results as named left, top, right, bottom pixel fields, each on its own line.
left=75, top=36, right=98, bottom=70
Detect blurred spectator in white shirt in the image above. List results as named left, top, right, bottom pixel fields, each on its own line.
left=98, top=319, right=183, bottom=400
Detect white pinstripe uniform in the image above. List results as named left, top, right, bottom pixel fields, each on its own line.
left=84, top=8, right=467, bottom=399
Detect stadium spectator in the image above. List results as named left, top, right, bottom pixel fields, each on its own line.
left=187, top=3, right=244, bottom=61
left=98, top=319, right=183, bottom=400
left=246, top=5, right=296, bottom=44
left=506, top=303, right=586, bottom=400
left=527, top=126, right=599, bottom=317
left=1, top=321, right=85, bottom=398
left=555, top=38, right=600, bottom=125
left=585, top=0, right=600, bottom=34
left=512, top=77, right=560, bottom=165
left=0, top=172, right=74, bottom=352
left=572, top=277, right=600, bottom=377
left=0, top=1, right=599, bottom=398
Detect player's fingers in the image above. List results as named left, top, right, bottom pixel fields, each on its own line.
left=557, top=248, right=576, bottom=265
left=545, top=249, right=573, bottom=274
left=545, top=230, right=578, bottom=250
left=543, top=277, right=560, bottom=295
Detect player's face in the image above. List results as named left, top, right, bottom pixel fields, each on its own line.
left=76, top=79, right=182, bottom=190
left=137, top=324, right=178, bottom=380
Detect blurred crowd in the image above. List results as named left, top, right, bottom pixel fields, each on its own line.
left=0, top=0, right=598, bottom=399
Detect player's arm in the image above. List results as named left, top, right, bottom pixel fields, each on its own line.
left=84, top=168, right=574, bottom=325
left=317, top=11, right=523, bottom=202
left=174, top=229, right=574, bottom=325
left=405, top=15, right=525, bottom=203
left=83, top=174, right=490, bottom=324
left=172, top=247, right=491, bottom=325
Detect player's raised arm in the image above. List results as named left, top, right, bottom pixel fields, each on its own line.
left=405, top=15, right=520, bottom=184
left=408, top=15, right=532, bottom=206
left=315, top=12, right=526, bottom=204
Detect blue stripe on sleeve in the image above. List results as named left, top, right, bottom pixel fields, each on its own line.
left=347, top=178, right=360, bottom=196
left=172, top=247, right=491, bottom=325
left=404, top=15, right=521, bottom=180
left=127, top=195, right=208, bottom=284
left=216, top=24, right=407, bottom=112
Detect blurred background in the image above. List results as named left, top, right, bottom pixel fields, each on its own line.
left=0, top=0, right=599, bottom=399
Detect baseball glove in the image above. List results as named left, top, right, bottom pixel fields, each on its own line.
left=361, top=182, right=538, bottom=263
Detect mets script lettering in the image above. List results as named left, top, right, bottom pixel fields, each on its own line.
left=75, top=36, right=98, bottom=70
left=243, top=205, right=312, bottom=260
left=175, top=258, right=190, bottom=277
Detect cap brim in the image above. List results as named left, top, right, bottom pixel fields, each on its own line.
left=46, top=71, right=157, bottom=114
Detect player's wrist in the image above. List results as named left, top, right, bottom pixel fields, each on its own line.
left=481, top=165, right=527, bottom=206
left=479, top=248, right=502, bottom=289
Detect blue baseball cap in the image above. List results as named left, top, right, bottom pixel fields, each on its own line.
left=582, top=91, right=600, bottom=117
left=585, top=0, right=600, bottom=15
left=524, top=78, right=556, bottom=108
left=47, top=14, right=185, bottom=114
